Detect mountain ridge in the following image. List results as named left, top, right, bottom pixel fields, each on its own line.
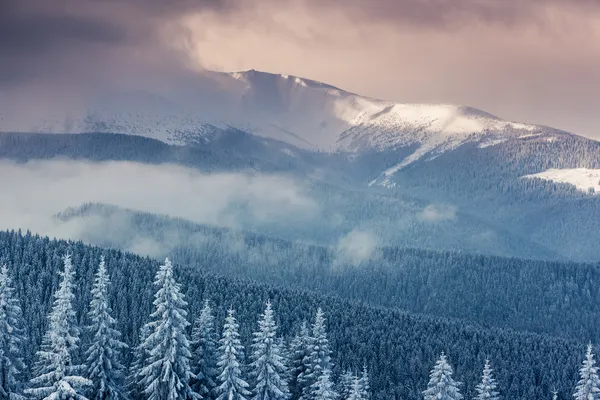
left=0, top=69, right=583, bottom=158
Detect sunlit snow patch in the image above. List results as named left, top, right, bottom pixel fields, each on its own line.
left=522, top=168, right=600, bottom=194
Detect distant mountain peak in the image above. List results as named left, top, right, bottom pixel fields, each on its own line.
left=0, top=68, right=578, bottom=169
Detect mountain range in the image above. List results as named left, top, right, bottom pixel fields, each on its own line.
left=1, top=69, right=600, bottom=260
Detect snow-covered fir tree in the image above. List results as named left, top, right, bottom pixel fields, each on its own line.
left=250, top=301, right=290, bottom=400
left=27, top=254, right=92, bottom=400
left=85, top=256, right=127, bottom=400
left=358, top=366, right=370, bottom=400
left=0, top=264, right=26, bottom=400
left=299, top=309, right=332, bottom=400
left=311, top=369, right=337, bottom=400
left=289, top=322, right=311, bottom=400
left=574, top=344, right=600, bottom=400
left=127, top=324, right=151, bottom=400
left=337, top=370, right=353, bottom=400
left=474, top=360, right=499, bottom=400
left=422, top=353, right=463, bottom=400
left=140, top=258, right=196, bottom=400
left=216, top=309, right=250, bottom=400
left=190, top=300, right=219, bottom=400
left=347, top=377, right=365, bottom=400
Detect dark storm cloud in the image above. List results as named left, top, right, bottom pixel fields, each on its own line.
left=0, top=4, right=124, bottom=54
left=0, top=0, right=227, bottom=84
left=2, top=0, right=596, bottom=61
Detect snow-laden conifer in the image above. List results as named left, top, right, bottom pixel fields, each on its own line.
left=27, top=254, right=92, bottom=400
left=140, top=258, right=196, bottom=400
left=337, top=370, right=353, bottom=400
left=474, top=360, right=499, bottom=400
left=190, top=300, right=219, bottom=400
left=0, top=264, right=26, bottom=400
left=574, top=344, right=600, bottom=400
left=312, top=369, right=337, bottom=400
left=422, top=353, right=463, bottom=400
left=299, top=309, right=332, bottom=400
left=216, top=309, right=250, bottom=400
left=85, top=256, right=127, bottom=400
left=250, top=302, right=289, bottom=400
left=358, top=366, right=370, bottom=400
left=347, top=377, right=365, bottom=400
left=289, top=322, right=311, bottom=399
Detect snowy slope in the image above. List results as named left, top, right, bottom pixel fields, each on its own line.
left=0, top=69, right=574, bottom=169
left=522, top=168, right=600, bottom=194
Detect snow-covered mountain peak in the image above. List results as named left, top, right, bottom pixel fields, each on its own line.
left=229, top=69, right=343, bottom=92
left=0, top=68, right=576, bottom=167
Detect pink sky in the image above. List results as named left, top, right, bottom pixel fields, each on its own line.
left=2, top=0, right=600, bottom=138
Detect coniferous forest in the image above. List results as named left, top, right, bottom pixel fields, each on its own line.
left=1, top=229, right=599, bottom=399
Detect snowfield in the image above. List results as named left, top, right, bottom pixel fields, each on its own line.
left=522, top=168, right=600, bottom=194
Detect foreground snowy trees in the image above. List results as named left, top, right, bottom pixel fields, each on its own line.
left=216, top=309, right=251, bottom=400
left=139, top=258, right=196, bottom=400
left=250, top=302, right=290, bottom=400
left=573, top=344, right=600, bottom=400
left=35, top=252, right=600, bottom=399
left=474, top=360, right=499, bottom=400
left=0, top=265, right=26, bottom=400
left=422, top=353, right=463, bottom=400
left=27, top=254, right=92, bottom=400
left=299, top=309, right=332, bottom=400
left=85, top=257, right=127, bottom=400
left=312, top=369, right=337, bottom=400
left=190, top=301, right=219, bottom=400
left=289, top=322, right=311, bottom=400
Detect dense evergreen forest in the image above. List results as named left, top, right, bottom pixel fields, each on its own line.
left=0, top=229, right=594, bottom=399
left=60, top=204, right=600, bottom=345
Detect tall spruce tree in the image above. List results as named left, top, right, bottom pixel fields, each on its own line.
left=422, top=353, right=463, bottom=400
left=140, top=258, right=196, bottom=400
left=289, top=322, right=311, bottom=400
left=474, top=360, right=499, bottom=400
left=0, top=264, right=26, bottom=400
left=574, top=344, right=600, bottom=400
left=85, top=256, right=127, bottom=400
left=27, top=254, right=91, bottom=400
left=299, top=309, right=332, bottom=400
left=250, top=302, right=290, bottom=400
left=190, top=300, right=219, bottom=400
left=216, top=309, right=250, bottom=400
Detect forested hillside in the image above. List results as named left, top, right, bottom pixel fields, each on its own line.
left=4, top=130, right=600, bottom=260
left=58, top=204, right=600, bottom=344
left=0, top=230, right=590, bottom=399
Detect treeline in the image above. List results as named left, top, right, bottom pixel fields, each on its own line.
left=0, top=230, right=590, bottom=398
